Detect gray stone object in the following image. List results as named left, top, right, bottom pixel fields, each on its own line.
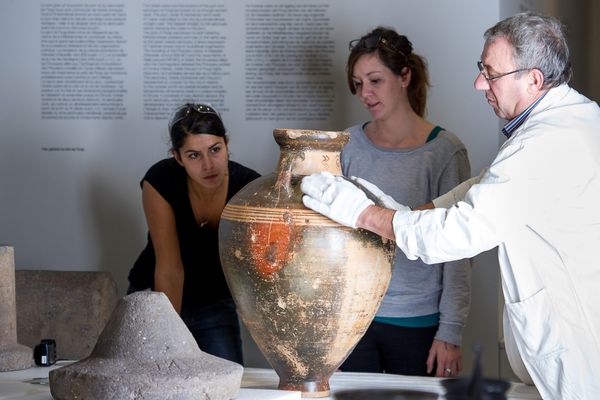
left=0, top=245, right=33, bottom=372
left=16, top=269, right=118, bottom=360
left=49, top=291, right=243, bottom=400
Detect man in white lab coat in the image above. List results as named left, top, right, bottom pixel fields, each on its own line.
left=301, top=12, right=600, bottom=400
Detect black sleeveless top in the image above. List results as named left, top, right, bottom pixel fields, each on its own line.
left=128, top=158, right=260, bottom=309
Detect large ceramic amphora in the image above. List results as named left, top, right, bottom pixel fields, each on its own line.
left=219, top=129, right=395, bottom=397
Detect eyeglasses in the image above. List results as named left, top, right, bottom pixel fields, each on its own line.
left=349, top=35, right=406, bottom=59
left=169, top=103, right=220, bottom=130
left=477, top=60, right=529, bottom=81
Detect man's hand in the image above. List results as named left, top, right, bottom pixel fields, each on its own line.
left=351, top=176, right=411, bottom=212
left=301, top=172, right=373, bottom=228
left=427, top=339, right=462, bottom=377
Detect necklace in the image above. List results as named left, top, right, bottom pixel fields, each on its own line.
left=187, top=176, right=229, bottom=229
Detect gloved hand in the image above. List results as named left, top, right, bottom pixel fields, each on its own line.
left=351, top=176, right=411, bottom=212
left=301, top=171, right=374, bottom=228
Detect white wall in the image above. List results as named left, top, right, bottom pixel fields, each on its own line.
left=1, top=0, right=505, bottom=375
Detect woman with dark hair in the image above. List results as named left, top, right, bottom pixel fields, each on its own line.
left=340, top=27, right=471, bottom=377
left=127, top=103, right=259, bottom=364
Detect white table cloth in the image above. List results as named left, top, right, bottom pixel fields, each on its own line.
left=0, top=362, right=541, bottom=399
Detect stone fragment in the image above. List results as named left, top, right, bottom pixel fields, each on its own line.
left=15, top=270, right=118, bottom=360
left=49, top=291, right=243, bottom=400
left=0, top=245, right=33, bottom=371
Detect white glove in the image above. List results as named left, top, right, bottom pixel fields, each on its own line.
left=351, top=176, right=410, bottom=212
left=432, top=171, right=485, bottom=208
left=301, top=171, right=374, bottom=228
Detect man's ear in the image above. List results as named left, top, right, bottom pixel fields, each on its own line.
left=529, top=68, right=545, bottom=92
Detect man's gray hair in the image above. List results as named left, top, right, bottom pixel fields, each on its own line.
left=485, top=12, right=571, bottom=88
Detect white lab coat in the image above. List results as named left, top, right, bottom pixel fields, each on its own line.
left=392, top=85, right=600, bottom=400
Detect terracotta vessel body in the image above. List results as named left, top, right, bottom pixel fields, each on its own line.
left=219, top=129, right=395, bottom=397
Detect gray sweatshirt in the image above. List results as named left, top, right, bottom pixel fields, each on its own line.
left=342, top=123, right=471, bottom=345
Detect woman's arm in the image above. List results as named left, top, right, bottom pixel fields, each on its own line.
left=142, top=181, right=185, bottom=313
left=425, top=148, right=471, bottom=376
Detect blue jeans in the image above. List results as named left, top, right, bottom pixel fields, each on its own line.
left=180, top=298, right=244, bottom=365
left=340, top=321, right=437, bottom=376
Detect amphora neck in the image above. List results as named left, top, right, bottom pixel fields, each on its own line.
left=273, top=129, right=349, bottom=193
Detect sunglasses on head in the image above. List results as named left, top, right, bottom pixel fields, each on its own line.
left=169, top=103, right=220, bottom=130
left=348, top=35, right=406, bottom=59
